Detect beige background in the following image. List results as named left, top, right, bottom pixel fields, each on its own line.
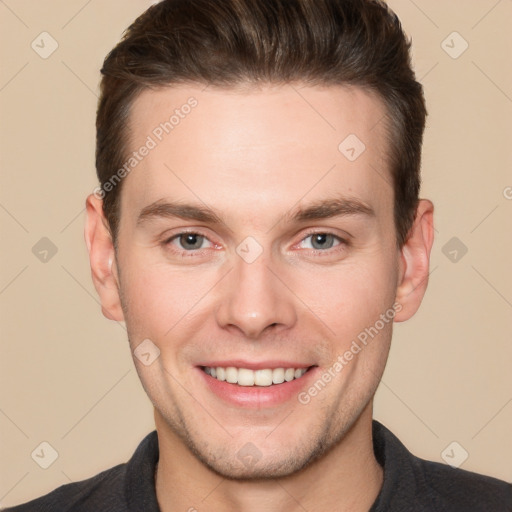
left=1, top=0, right=511, bottom=507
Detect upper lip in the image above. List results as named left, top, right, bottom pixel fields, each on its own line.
left=197, top=360, right=315, bottom=371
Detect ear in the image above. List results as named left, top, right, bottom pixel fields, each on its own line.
left=84, top=193, right=124, bottom=321
left=394, top=199, right=434, bottom=322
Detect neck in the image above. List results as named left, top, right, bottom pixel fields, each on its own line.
left=155, top=404, right=383, bottom=512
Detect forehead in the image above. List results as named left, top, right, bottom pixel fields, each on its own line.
left=122, top=83, right=392, bottom=225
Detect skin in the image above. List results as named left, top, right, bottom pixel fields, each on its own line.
left=85, top=83, right=434, bottom=512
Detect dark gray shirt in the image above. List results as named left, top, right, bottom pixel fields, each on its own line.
left=4, top=421, right=511, bottom=511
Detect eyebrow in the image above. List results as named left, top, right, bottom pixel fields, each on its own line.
left=136, top=195, right=375, bottom=228
left=137, top=200, right=223, bottom=226
left=286, top=196, right=375, bottom=223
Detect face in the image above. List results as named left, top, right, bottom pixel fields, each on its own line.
left=87, top=83, right=429, bottom=479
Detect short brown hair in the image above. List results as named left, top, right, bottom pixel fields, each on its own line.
left=96, top=0, right=426, bottom=247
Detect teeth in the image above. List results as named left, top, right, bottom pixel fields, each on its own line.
left=226, top=366, right=238, bottom=383
left=254, top=369, right=273, bottom=386
left=272, top=368, right=285, bottom=384
left=238, top=368, right=254, bottom=386
left=285, top=368, right=295, bottom=382
left=216, top=367, right=226, bottom=381
left=203, top=366, right=309, bottom=386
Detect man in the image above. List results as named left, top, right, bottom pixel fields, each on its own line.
left=5, top=0, right=511, bottom=510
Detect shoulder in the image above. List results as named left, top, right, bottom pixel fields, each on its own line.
left=372, top=421, right=512, bottom=511
left=2, top=430, right=159, bottom=512
left=2, top=463, right=128, bottom=512
left=411, top=454, right=512, bottom=510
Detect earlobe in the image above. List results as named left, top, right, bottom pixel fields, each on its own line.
left=84, top=194, right=124, bottom=321
left=394, top=199, right=434, bottom=322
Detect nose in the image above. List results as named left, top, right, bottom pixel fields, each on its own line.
left=214, top=252, right=298, bottom=339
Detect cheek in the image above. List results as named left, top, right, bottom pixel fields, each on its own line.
left=294, top=255, right=398, bottom=340
left=118, top=258, right=208, bottom=339
left=118, top=239, right=399, bottom=350
left=118, top=244, right=235, bottom=350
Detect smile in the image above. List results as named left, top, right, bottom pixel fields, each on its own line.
left=201, top=366, right=312, bottom=387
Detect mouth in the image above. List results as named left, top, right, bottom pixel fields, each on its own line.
left=200, top=365, right=314, bottom=387
left=196, top=360, right=319, bottom=408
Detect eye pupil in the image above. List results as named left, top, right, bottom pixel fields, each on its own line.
left=180, top=233, right=204, bottom=250
left=311, top=233, right=334, bottom=250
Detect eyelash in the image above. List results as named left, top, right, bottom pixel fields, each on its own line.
left=297, top=230, right=350, bottom=253
left=163, top=230, right=217, bottom=257
left=162, top=229, right=350, bottom=257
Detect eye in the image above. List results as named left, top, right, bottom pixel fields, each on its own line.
left=167, top=232, right=212, bottom=251
left=299, top=233, right=343, bottom=250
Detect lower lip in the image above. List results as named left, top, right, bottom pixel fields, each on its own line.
left=196, top=366, right=318, bottom=408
